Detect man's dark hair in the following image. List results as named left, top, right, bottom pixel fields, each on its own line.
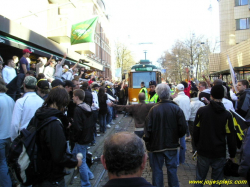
left=43, top=87, right=69, bottom=111
left=103, top=132, right=145, bottom=177
left=238, top=80, right=249, bottom=88
left=37, top=73, right=45, bottom=81
left=190, top=91, right=198, bottom=98
left=73, top=89, right=85, bottom=101
left=180, top=81, right=188, bottom=88
left=80, top=81, right=88, bottom=90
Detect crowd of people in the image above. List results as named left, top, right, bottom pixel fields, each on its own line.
left=0, top=49, right=129, bottom=187
left=0, top=48, right=250, bottom=187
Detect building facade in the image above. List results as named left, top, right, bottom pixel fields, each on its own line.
left=0, top=0, right=112, bottom=78
left=209, top=0, right=250, bottom=81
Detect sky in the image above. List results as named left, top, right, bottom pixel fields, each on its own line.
left=104, top=0, right=220, bottom=66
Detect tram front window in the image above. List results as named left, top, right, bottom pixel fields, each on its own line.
left=132, top=72, right=156, bottom=88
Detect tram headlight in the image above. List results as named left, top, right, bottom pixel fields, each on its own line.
left=132, top=98, right=137, bottom=102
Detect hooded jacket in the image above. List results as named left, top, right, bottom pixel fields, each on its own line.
left=34, top=107, right=78, bottom=183
left=193, top=100, right=236, bottom=159
left=72, top=102, right=94, bottom=144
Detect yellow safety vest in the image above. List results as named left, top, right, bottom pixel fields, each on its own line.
left=139, top=87, right=149, bottom=103
left=149, top=93, right=159, bottom=103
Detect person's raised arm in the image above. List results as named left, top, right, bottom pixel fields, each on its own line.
left=45, top=55, right=53, bottom=66
left=71, top=60, right=79, bottom=70
left=60, top=53, right=67, bottom=65
left=0, top=55, right=3, bottom=63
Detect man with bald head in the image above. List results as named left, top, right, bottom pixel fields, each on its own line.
left=101, top=132, right=154, bottom=187
left=112, top=93, right=155, bottom=137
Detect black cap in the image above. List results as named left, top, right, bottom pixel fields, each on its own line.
left=64, top=80, right=76, bottom=88
left=149, top=80, right=156, bottom=86
left=211, top=85, right=224, bottom=99
left=37, top=79, right=49, bottom=89
left=92, top=84, right=100, bottom=88
left=51, top=79, right=65, bottom=88
left=141, top=82, right=145, bottom=85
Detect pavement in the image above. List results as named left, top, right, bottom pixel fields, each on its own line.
left=68, top=114, right=248, bottom=187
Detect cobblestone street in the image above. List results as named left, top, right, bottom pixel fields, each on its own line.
left=68, top=114, right=248, bottom=187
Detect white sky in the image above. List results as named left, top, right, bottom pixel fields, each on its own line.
left=104, top=0, right=220, bottom=65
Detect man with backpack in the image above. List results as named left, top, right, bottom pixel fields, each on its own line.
left=10, top=76, right=44, bottom=141
left=72, top=89, right=95, bottom=186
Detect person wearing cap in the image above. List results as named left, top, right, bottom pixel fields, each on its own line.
left=139, top=82, right=148, bottom=103
left=173, top=83, right=191, bottom=165
left=62, top=61, right=79, bottom=81
left=148, top=80, right=159, bottom=103
left=51, top=79, right=65, bottom=88
left=193, top=85, right=236, bottom=186
left=0, top=78, right=15, bottom=186
left=44, top=58, right=57, bottom=83
left=20, top=48, right=32, bottom=74
left=36, top=79, right=50, bottom=100
left=36, top=56, right=49, bottom=77
left=64, top=80, right=76, bottom=93
left=10, top=76, right=44, bottom=141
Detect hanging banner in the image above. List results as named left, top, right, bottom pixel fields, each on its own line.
left=227, top=55, right=238, bottom=93
left=115, top=68, right=121, bottom=78
left=71, top=16, right=98, bottom=45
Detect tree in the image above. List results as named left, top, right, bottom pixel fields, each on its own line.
left=114, top=41, right=136, bottom=75
left=160, top=34, right=215, bottom=83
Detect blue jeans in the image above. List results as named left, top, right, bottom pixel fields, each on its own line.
left=106, top=106, right=113, bottom=125
left=99, top=114, right=107, bottom=133
left=0, top=138, right=12, bottom=187
left=186, top=121, right=190, bottom=137
left=177, top=135, right=186, bottom=165
left=92, top=110, right=99, bottom=144
left=195, top=155, right=225, bottom=187
left=151, top=150, right=179, bottom=187
left=72, top=143, right=93, bottom=187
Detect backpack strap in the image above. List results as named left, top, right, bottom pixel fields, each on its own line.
left=36, top=116, right=59, bottom=132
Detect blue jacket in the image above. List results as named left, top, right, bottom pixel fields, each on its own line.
left=239, top=127, right=250, bottom=179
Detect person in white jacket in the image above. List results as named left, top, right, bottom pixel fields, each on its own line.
left=2, top=59, right=16, bottom=84
left=173, top=83, right=191, bottom=165
left=188, top=91, right=205, bottom=153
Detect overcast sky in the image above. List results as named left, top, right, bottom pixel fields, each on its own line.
left=104, top=0, right=220, bottom=65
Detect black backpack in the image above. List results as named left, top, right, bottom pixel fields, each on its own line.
left=8, top=116, right=59, bottom=185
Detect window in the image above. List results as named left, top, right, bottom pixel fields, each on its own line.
left=132, top=72, right=156, bottom=88
left=235, top=0, right=248, bottom=6
left=236, top=18, right=249, bottom=30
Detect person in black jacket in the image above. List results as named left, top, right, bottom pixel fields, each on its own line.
left=144, top=83, right=187, bottom=187
left=193, top=85, right=236, bottom=186
left=80, top=81, right=93, bottom=106
left=72, top=89, right=95, bottom=186
left=198, top=81, right=210, bottom=104
left=98, top=87, right=108, bottom=133
left=33, top=87, right=82, bottom=187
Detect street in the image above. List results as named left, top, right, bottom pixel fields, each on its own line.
left=69, top=114, right=248, bottom=187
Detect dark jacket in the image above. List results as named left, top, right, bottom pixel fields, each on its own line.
left=106, top=85, right=115, bottom=98
left=144, top=100, right=187, bottom=152
left=98, top=94, right=108, bottom=115
left=113, top=103, right=155, bottom=128
left=237, top=89, right=250, bottom=120
left=82, top=88, right=93, bottom=107
left=72, top=102, right=94, bottom=144
left=103, top=177, right=155, bottom=187
left=193, top=100, right=236, bottom=159
left=239, top=127, right=250, bottom=179
left=34, top=107, right=78, bottom=183
left=199, top=89, right=210, bottom=104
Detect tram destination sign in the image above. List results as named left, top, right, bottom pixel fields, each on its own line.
left=135, top=67, right=153, bottom=71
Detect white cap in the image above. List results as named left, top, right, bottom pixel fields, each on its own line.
left=64, top=65, right=69, bottom=69
left=176, top=84, right=184, bottom=91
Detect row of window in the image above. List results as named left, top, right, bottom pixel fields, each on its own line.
left=235, top=0, right=248, bottom=6
left=236, top=18, right=249, bottom=30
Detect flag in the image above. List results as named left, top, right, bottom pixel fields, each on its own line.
left=227, top=55, right=238, bottom=92
left=230, top=109, right=247, bottom=136
left=115, top=68, right=121, bottom=78
left=71, top=16, right=98, bottom=45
